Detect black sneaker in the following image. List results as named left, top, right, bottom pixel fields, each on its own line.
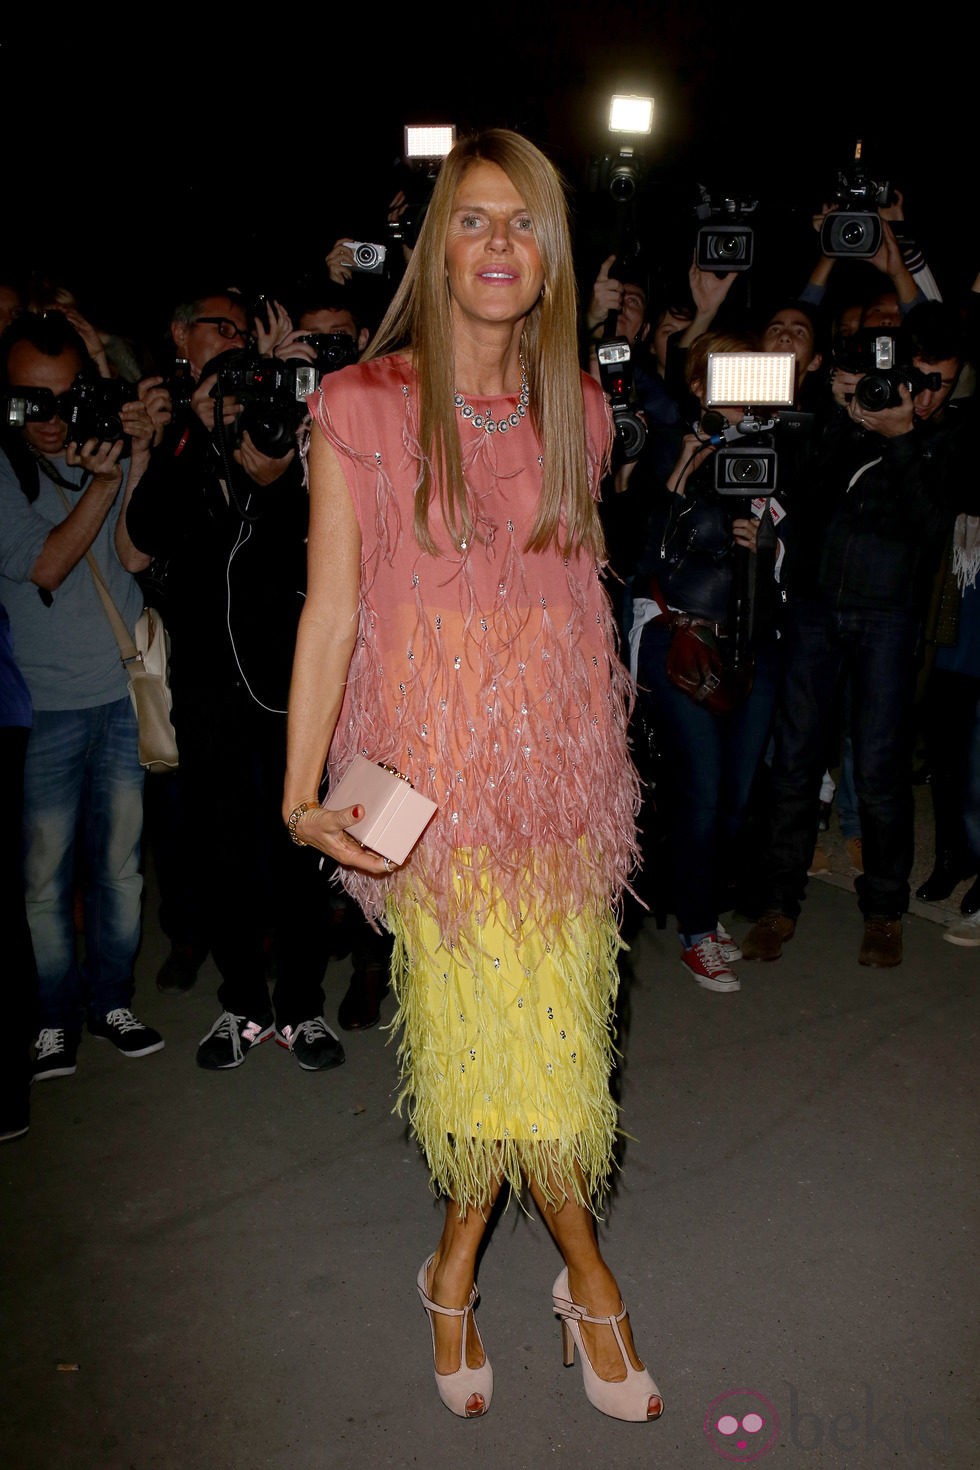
left=32, top=1027, right=78, bottom=1081
left=196, top=1011, right=273, bottom=1070
left=88, top=1008, right=165, bottom=1058
left=156, top=941, right=207, bottom=994
left=276, top=1018, right=346, bottom=1071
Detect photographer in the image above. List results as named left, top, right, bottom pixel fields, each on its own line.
left=0, top=313, right=166, bottom=1080
left=127, top=287, right=345, bottom=1072
left=630, top=333, right=783, bottom=992
left=741, top=301, right=967, bottom=969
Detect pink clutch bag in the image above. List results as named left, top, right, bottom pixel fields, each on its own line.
left=324, top=755, right=437, bottom=866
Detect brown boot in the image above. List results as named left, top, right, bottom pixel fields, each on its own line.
left=741, top=910, right=796, bottom=962
left=858, top=917, right=902, bottom=967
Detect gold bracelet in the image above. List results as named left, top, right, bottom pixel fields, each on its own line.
left=286, top=800, right=319, bottom=847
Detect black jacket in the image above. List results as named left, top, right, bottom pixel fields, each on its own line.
left=786, top=404, right=967, bottom=615
left=126, top=418, right=308, bottom=714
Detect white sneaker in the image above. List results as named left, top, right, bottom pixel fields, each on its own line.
left=716, top=920, right=742, bottom=964
left=943, top=913, right=980, bottom=947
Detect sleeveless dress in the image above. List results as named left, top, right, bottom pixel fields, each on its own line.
left=309, top=354, right=641, bottom=1211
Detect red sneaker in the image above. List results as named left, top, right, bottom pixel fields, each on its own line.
left=681, top=936, right=741, bottom=993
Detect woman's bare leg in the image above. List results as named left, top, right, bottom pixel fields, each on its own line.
left=426, top=1181, right=503, bottom=1380
left=529, top=1175, right=660, bottom=1411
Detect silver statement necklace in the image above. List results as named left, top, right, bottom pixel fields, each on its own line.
left=454, top=356, right=529, bottom=434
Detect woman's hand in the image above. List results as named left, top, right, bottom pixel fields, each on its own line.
left=732, top=516, right=759, bottom=553
left=666, top=433, right=715, bottom=495
left=292, top=802, right=394, bottom=877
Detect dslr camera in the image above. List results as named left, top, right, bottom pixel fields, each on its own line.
left=206, top=335, right=360, bottom=458
left=207, top=349, right=309, bottom=459
left=820, top=142, right=892, bottom=258
left=694, top=186, right=757, bottom=273
left=595, top=338, right=646, bottom=461
left=4, top=375, right=138, bottom=448
left=832, top=328, right=940, bottom=410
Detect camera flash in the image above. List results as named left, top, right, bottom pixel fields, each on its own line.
left=404, top=126, right=456, bottom=160
left=705, top=353, right=796, bottom=408
left=608, top=95, right=654, bottom=134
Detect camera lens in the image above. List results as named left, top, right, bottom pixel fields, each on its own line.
left=353, top=244, right=380, bottom=269
left=855, top=375, right=893, bottom=411
left=841, top=219, right=867, bottom=248
left=729, top=456, right=765, bottom=485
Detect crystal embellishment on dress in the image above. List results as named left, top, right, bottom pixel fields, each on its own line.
left=454, top=356, right=529, bottom=434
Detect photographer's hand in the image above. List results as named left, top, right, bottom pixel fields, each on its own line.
left=830, top=366, right=862, bottom=408
left=65, top=437, right=125, bottom=481
left=47, top=305, right=112, bottom=378
left=848, top=381, right=915, bottom=438
left=586, top=255, right=623, bottom=333
left=192, top=374, right=239, bottom=433
left=254, top=299, right=293, bottom=356
left=326, top=238, right=355, bottom=285
left=273, top=329, right=316, bottom=364
left=869, top=219, right=917, bottom=305
left=130, top=376, right=172, bottom=450
left=235, top=432, right=295, bottom=485
left=667, top=433, right=715, bottom=495
left=732, top=516, right=759, bottom=553
left=878, top=187, right=905, bottom=223
left=679, top=261, right=737, bottom=345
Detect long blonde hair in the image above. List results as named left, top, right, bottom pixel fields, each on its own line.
left=365, top=129, right=603, bottom=559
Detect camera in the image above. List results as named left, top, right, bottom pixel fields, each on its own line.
left=595, top=339, right=646, bottom=462
left=207, top=349, right=309, bottom=459
left=588, top=147, right=646, bottom=203
left=349, top=242, right=387, bottom=275
left=831, top=328, right=941, bottom=410
left=702, top=352, right=799, bottom=496
left=820, top=141, right=892, bottom=258
left=694, top=187, right=756, bottom=273
left=4, top=376, right=137, bottom=447
left=296, top=332, right=360, bottom=377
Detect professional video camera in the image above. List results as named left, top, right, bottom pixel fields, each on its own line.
left=820, top=141, right=893, bottom=258
left=701, top=352, right=801, bottom=494
left=831, top=327, right=941, bottom=410
left=3, top=375, right=138, bottom=447
left=595, top=339, right=646, bottom=462
left=694, top=186, right=757, bottom=273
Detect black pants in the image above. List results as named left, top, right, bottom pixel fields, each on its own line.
left=170, top=686, right=332, bottom=1028
left=764, top=599, right=920, bottom=920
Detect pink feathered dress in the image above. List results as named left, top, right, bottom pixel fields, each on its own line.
left=309, top=354, right=641, bottom=1210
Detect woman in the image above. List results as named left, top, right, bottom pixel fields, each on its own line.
left=631, top=333, right=781, bottom=991
left=282, top=130, right=662, bottom=1423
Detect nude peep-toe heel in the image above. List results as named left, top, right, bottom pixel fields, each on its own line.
left=552, top=1267, right=664, bottom=1422
left=417, top=1255, right=493, bottom=1418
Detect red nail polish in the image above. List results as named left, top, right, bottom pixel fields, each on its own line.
left=351, top=805, right=364, bottom=820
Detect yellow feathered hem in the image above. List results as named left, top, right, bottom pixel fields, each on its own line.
left=386, top=879, right=623, bottom=1216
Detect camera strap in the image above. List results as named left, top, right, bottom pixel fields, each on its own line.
left=29, top=447, right=93, bottom=495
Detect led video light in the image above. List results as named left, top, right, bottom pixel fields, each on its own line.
left=608, top=95, right=654, bottom=134
left=404, top=126, right=456, bottom=160
left=705, top=353, right=796, bottom=408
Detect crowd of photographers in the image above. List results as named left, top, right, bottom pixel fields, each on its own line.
left=1, top=167, right=978, bottom=1139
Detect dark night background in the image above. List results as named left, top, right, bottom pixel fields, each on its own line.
left=1, top=9, right=972, bottom=356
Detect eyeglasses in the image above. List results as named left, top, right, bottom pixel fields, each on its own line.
left=192, top=317, right=247, bottom=341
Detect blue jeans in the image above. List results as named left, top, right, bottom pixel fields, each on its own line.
left=765, top=600, right=920, bottom=920
left=637, top=623, right=778, bottom=941
left=23, top=698, right=144, bottom=1031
